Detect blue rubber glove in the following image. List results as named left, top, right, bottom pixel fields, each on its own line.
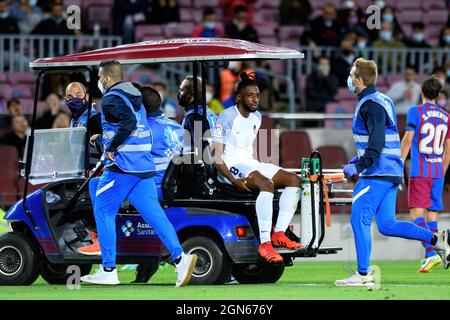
left=349, top=156, right=359, bottom=164
left=342, top=163, right=358, bottom=178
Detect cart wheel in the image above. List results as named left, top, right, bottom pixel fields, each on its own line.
left=41, top=262, right=92, bottom=285
left=232, top=262, right=285, bottom=284
left=182, top=236, right=232, bottom=285
left=0, top=232, right=42, bottom=285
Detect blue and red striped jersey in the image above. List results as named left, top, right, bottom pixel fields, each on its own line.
left=406, top=103, right=450, bottom=179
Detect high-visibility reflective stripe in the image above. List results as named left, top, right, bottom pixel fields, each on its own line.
left=357, top=148, right=401, bottom=157
left=353, top=185, right=370, bottom=203
left=154, top=157, right=172, bottom=164
left=104, top=130, right=151, bottom=139
left=96, top=180, right=115, bottom=197
left=117, top=144, right=152, bottom=152
left=353, top=134, right=399, bottom=143
left=155, top=163, right=169, bottom=171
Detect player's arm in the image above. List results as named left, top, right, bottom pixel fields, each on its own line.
left=400, top=131, right=414, bottom=161
left=401, top=107, right=418, bottom=161
left=213, top=141, right=251, bottom=192
left=444, top=139, right=450, bottom=173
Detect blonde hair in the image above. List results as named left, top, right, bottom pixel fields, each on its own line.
left=354, top=58, right=378, bottom=86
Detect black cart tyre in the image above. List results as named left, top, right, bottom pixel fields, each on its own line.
left=0, top=232, right=42, bottom=285
left=232, top=262, right=285, bottom=284
left=182, top=236, right=232, bottom=285
left=41, top=262, right=92, bottom=285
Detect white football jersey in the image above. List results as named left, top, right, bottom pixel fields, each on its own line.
left=212, top=105, right=261, bottom=164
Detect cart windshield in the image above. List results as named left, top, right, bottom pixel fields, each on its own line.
left=21, top=127, right=87, bottom=185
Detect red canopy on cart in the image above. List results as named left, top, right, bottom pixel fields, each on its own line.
left=30, top=38, right=304, bottom=69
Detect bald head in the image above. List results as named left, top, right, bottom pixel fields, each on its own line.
left=65, top=82, right=87, bottom=100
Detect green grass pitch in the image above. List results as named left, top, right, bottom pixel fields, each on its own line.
left=2, top=260, right=450, bottom=300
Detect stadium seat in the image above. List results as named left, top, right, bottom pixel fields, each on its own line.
left=423, top=10, right=449, bottom=25
left=134, top=24, right=163, bottom=42
left=0, top=84, right=13, bottom=99
left=335, top=87, right=355, bottom=101
left=86, top=5, right=112, bottom=33
left=396, top=10, right=423, bottom=24
left=316, top=146, right=348, bottom=169
left=260, top=37, right=279, bottom=47
left=7, top=72, right=36, bottom=85
left=279, top=26, right=305, bottom=41
left=10, top=85, right=33, bottom=99
left=164, top=22, right=195, bottom=38
left=253, top=9, right=278, bottom=25
left=127, top=71, right=160, bottom=86
left=423, top=0, right=447, bottom=10
left=325, top=102, right=353, bottom=129
left=178, top=0, right=192, bottom=8
left=193, top=0, right=218, bottom=8
left=266, top=60, right=285, bottom=74
left=256, top=116, right=276, bottom=162
left=396, top=0, right=421, bottom=10
left=254, top=0, right=280, bottom=9
left=279, top=130, right=312, bottom=168
left=386, top=74, right=404, bottom=86
left=280, top=39, right=299, bottom=49
left=0, top=145, right=19, bottom=206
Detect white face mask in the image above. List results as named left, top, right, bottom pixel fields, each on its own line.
left=204, top=21, right=215, bottom=29
left=205, top=91, right=213, bottom=104
left=98, top=78, right=107, bottom=95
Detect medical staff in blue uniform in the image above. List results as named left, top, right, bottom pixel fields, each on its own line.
left=335, top=58, right=450, bottom=287
left=177, top=75, right=217, bottom=153
left=80, top=60, right=197, bottom=287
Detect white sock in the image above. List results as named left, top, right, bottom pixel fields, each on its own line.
left=255, top=191, right=274, bottom=243
left=275, top=187, right=301, bottom=232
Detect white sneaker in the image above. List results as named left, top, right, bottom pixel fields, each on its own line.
left=175, top=252, right=197, bottom=288
left=80, top=266, right=120, bottom=285
left=433, top=230, right=450, bottom=269
left=335, top=272, right=374, bottom=288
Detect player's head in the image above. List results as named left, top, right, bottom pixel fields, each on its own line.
left=178, top=75, right=202, bottom=109
left=139, top=86, right=162, bottom=115
left=348, top=58, right=377, bottom=94
left=98, top=60, right=123, bottom=94
left=421, top=76, right=443, bottom=102
left=236, top=72, right=259, bottom=113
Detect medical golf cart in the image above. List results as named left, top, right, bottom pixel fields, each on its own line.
left=0, top=38, right=347, bottom=286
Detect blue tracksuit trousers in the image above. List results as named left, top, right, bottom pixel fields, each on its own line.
left=89, top=171, right=183, bottom=268
left=351, top=178, right=435, bottom=274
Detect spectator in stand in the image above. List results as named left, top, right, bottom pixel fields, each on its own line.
left=52, top=111, right=70, bottom=128
left=372, top=21, right=405, bottom=72
left=302, top=3, right=341, bottom=47
left=355, top=32, right=369, bottom=59
left=0, top=98, right=22, bottom=130
left=385, top=65, right=421, bottom=115
left=331, top=33, right=356, bottom=87
left=0, top=115, right=28, bottom=159
left=439, top=26, right=450, bottom=48
left=0, top=0, right=20, bottom=70
left=152, top=82, right=179, bottom=119
left=437, top=89, right=449, bottom=111
left=219, top=0, right=255, bottom=24
left=206, top=84, right=224, bottom=115
left=279, top=0, right=311, bottom=26
left=31, top=1, right=75, bottom=56
left=340, top=9, right=367, bottom=39
left=433, top=66, right=450, bottom=98
left=220, top=60, right=253, bottom=102
left=10, top=0, right=43, bottom=34
left=112, top=0, right=147, bottom=44
left=147, top=0, right=179, bottom=24
left=225, top=4, right=259, bottom=43
left=36, top=93, right=63, bottom=129
left=192, top=7, right=224, bottom=38
left=367, top=6, right=404, bottom=43
left=404, top=22, right=431, bottom=69
left=306, top=55, right=338, bottom=114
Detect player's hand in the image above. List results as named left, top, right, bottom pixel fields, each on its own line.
left=106, top=151, right=115, bottom=161
left=232, top=178, right=252, bottom=193
left=90, top=134, right=100, bottom=146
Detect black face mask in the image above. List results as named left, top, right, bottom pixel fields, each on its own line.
left=177, top=91, right=192, bottom=108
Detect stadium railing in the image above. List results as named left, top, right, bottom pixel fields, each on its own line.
left=0, top=35, right=122, bottom=72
